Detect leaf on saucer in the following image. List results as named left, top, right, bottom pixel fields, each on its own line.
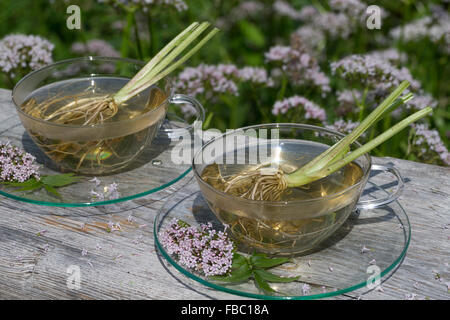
left=250, top=253, right=291, bottom=269
left=253, top=271, right=277, bottom=294
left=41, top=173, right=80, bottom=187
left=253, top=269, right=300, bottom=283
left=43, top=184, right=62, bottom=198
left=210, top=264, right=252, bottom=283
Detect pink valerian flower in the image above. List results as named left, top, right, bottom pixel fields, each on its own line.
left=264, top=45, right=291, bottom=63
left=291, top=26, right=325, bottom=56
left=273, top=1, right=303, bottom=20
left=107, top=221, right=122, bottom=232
left=175, top=64, right=240, bottom=98
left=0, top=34, right=54, bottom=80
left=331, top=54, right=420, bottom=92
left=410, top=124, right=450, bottom=166
left=313, top=12, right=353, bottom=39
left=391, top=7, right=450, bottom=54
left=405, top=93, right=438, bottom=112
left=366, top=48, right=408, bottom=65
left=175, top=64, right=274, bottom=101
left=90, top=178, right=120, bottom=201
left=0, top=142, right=40, bottom=183
left=228, top=1, right=266, bottom=24
left=325, top=119, right=361, bottom=136
left=238, top=67, right=274, bottom=87
left=328, top=0, right=366, bottom=17
left=71, top=39, right=120, bottom=57
left=159, top=218, right=234, bottom=277
left=360, top=245, right=371, bottom=254
left=298, top=0, right=385, bottom=40
left=336, top=89, right=361, bottom=116
left=302, top=283, right=311, bottom=295
left=265, top=45, right=330, bottom=94
left=272, top=96, right=327, bottom=122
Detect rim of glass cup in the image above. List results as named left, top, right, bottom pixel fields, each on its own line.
left=192, top=123, right=372, bottom=205
left=11, top=56, right=202, bottom=130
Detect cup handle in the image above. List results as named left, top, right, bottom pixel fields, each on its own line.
left=356, top=164, right=404, bottom=210
left=162, top=94, right=205, bottom=134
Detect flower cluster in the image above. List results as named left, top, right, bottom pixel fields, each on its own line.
left=0, top=142, right=40, bottom=183
left=273, top=1, right=303, bottom=20
left=405, top=93, right=438, bottom=112
left=233, top=1, right=266, bottom=21
left=366, top=48, right=407, bottom=65
left=238, top=67, right=274, bottom=87
left=331, top=53, right=420, bottom=92
left=265, top=45, right=330, bottom=94
left=410, top=124, right=450, bottom=166
left=336, top=89, right=361, bottom=116
left=328, top=0, right=366, bottom=17
left=98, top=0, right=188, bottom=12
left=390, top=6, right=450, bottom=54
left=297, top=0, right=368, bottom=40
left=291, top=26, right=325, bottom=56
left=160, top=219, right=234, bottom=277
left=272, top=95, right=326, bottom=123
left=175, top=64, right=240, bottom=98
left=175, top=64, right=273, bottom=99
left=71, top=39, right=120, bottom=57
left=325, top=119, right=361, bottom=136
left=0, top=34, right=54, bottom=81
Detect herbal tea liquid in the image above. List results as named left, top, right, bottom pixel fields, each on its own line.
left=201, top=140, right=365, bottom=254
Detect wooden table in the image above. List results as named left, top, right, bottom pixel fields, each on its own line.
left=0, top=89, right=448, bottom=300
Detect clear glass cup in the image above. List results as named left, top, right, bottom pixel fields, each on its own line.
left=193, top=124, right=404, bottom=255
left=12, top=57, right=204, bottom=175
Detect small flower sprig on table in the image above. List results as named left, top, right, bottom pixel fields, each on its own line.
left=160, top=218, right=300, bottom=294
left=0, top=141, right=80, bottom=198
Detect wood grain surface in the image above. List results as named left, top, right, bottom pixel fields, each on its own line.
left=0, top=89, right=448, bottom=300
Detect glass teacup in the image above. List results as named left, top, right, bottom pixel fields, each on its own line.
left=12, top=57, right=204, bottom=175
left=193, top=124, right=404, bottom=255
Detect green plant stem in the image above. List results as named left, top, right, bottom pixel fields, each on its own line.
left=125, top=27, right=219, bottom=101
left=297, top=81, right=411, bottom=176
left=285, top=107, right=433, bottom=187
left=114, top=22, right=219, bottom=105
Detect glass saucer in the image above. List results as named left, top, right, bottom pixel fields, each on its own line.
left=154, top=180, right=411, bottom=300
left=0, top=117, right=192, bottom=207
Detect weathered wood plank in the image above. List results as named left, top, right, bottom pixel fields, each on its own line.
left=0, top=89, right=448, bottom=300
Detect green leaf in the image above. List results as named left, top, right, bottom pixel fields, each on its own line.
left=1, top=177, right=40, bottom=187
left=253, top=269, right=300, bottom=283
left=210, top=264, right=252, bottom=283
left=43, top=184, right=61, bottom=198
left=253, top=271, right=277, bottom=294
left=231, top=253, right=248, bottom=269
left=41, top=173, right=80, bottom=187
left=18, top=181, right=43, bottom=192
left=250, top=253, right=291, bottom=269
left=238, top=20, right=265, bottom=48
